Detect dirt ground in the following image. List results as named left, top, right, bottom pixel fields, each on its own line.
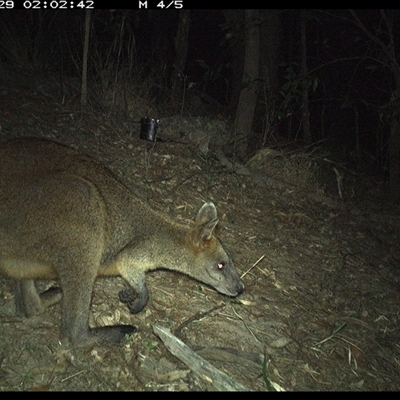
left=0, top=75, right=399, bottom=392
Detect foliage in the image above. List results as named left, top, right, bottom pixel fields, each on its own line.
left=196, top=59, right=230, bottom=91
left=0, top=11, right=63, bottom=70
left=279, top=61, right=319, bottom=121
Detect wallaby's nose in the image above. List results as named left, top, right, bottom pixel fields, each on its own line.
left=237, top=280, right=245, bottom=294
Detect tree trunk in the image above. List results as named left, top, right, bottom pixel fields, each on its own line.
left=233, top=9, right=260, bottom=158
left=300, top=10, right=311, bottom=142
left=388, top=40, right=400, bottom=199
left=260, top=10, right=281, bottom=98
left=171, top=9, right=190, bottom=107
left=258, top=9, right=281, bottom=148
left=80, top=9, right=91, bottom=107
left=221, top=9, right=245, bottom=113
left=389, top=97, right=400, bottom=199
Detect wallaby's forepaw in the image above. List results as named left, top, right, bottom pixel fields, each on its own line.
left=118, top=287, right=149, bottom=314
left=119, top=287, right=136, bottom=303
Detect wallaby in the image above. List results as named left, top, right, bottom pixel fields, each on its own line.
left=0, top=137, right=244, bottom=346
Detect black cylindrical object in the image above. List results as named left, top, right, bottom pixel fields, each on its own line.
left=140, top=117, right=159, bottom=142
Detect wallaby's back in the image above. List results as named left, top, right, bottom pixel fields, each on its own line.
left=0, top=138, right=156, bottom=265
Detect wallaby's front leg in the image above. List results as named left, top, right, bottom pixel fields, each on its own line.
left=15, top=280, right=62, bottom=317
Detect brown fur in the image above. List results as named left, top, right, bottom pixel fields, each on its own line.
left=0, top=138, right=244, bottom=346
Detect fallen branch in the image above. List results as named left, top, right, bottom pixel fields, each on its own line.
left=153, top=324, right=251, bottom=391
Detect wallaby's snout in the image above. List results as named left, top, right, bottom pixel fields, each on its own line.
left=234, top=279, right=245, bottom=295
left=216, top=272, right=244, bottom=296
left=0, top=138, right=244, bottom=346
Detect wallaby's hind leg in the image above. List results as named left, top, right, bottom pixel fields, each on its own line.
left=58, top=263, right=136, bottom=346
left=58, top=266, right=96, bottom=345
left=15, top=280, right=62, bottom=317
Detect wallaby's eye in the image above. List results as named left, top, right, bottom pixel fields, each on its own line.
left=217, top=262, right=224, bottom=270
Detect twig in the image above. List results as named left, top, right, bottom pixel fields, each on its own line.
left=174, top=305, right=224, bottom=339
left=241, top=255, right=265, bottom=279
left=312, top=322, right=347, bottom=347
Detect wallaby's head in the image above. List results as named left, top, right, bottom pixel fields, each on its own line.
left=184, top=202, right=244, bottom=297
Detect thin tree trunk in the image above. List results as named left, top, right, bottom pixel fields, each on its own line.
left=300, top=10, right=311, bottom=142
left=259, top=9, right=281, bottom=147
left=233, top=9, right=260, bottom=158
left=389, top=100, right=400, bottom=199
left=81, top=9, right=91, bottom=107
left=171, top=9, right=190, bottom=109
left=221, top=9, right=245, bottom=113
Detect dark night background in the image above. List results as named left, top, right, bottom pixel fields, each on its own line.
left=1, top=8, right=400, bottom=195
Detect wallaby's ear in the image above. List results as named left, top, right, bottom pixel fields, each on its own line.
left=199, top=217, right=219, bottom=241
left=195, top=202, right=217, bottom=225
left=195, top=202, right=219, bottom=241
